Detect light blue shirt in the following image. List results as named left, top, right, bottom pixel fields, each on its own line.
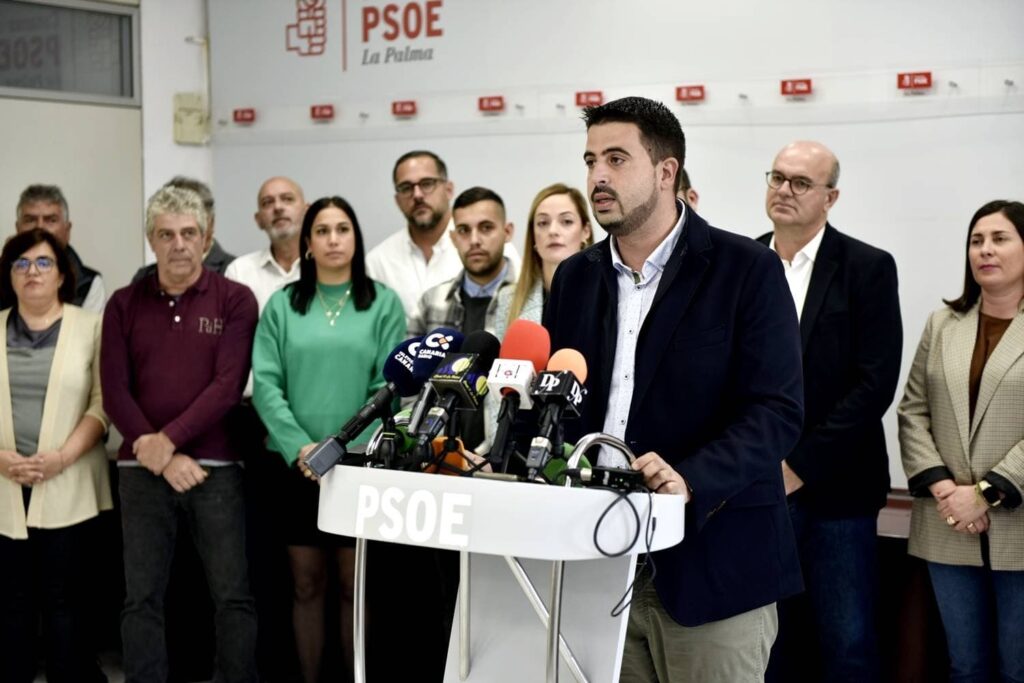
left=600, top=201, right=687, bottom=466
left=461, top=258, right=510, bottom=299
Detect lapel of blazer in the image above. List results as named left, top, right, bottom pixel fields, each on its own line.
left=37, top=305, right=76, bottom=451
left=970, top=309, right=1024, bottom=439
left=0, top=309, right=14, bottom=450
left=798, top=225, right=840, bottom=352
left=632, top=211, right=710, bottom=409
left=941, top=306, right=977, bottom=456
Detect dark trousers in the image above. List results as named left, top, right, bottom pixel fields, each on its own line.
left=768, top=498, right=881, bottom=683
left=0, top=518, right=105, bottom=683
left=119, top=466, right=257, bottom=683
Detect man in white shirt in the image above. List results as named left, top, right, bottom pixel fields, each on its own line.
left=225, top=176, right=307, bottom=313
left=223, top=175, right=307, bottom=682
left=367, top=150, right=519, bottom=327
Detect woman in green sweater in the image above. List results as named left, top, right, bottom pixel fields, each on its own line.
left=252, top=196, right=405, bottom=683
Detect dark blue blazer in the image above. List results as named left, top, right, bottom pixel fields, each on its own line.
left=756, top=225, right=902, bottom=517
left=544, top=209, right=805, bottom=626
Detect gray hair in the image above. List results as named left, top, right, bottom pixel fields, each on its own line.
left=17, top=184, right=70, bottom=221
left=163, top=175, right=214, bottom=215
left=828, top=159, right=841, bottom=188
left=145, top=186, right=209, bottom=235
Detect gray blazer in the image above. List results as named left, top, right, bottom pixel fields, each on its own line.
left=899, top=304, right=1024, bottom=569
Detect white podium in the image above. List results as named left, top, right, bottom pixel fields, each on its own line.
left=319, top=463, right=685, bottom=683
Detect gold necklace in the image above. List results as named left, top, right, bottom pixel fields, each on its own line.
left=316, top=285, right=352, bottom=326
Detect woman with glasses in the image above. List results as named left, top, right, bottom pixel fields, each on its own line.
left=493, top=183, right=593, bottom=340
left=0, top=228, right=110, bottom=683
left=253, top=197, right=405, bottom=682
left=899, top=200, right=1024, bottom=682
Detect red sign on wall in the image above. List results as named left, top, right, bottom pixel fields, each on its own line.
left=478, top=96, right=505, bottom=113
left=781, top=79, right=813, bottom=96
left=575, top=91, right=604, bottom=107
left=310, top=104, right=335, bottom=121
left=232, top=108, right=256, bottom=124
left=897, top=72, right=933, bottom=90
left=392, top=100, right=418, bottom=116
left=675, top=85, right=706, bottom=102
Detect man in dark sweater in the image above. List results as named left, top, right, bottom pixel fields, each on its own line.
left=101, top=185, right=258, bottom=682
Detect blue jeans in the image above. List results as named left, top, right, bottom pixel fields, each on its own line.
left=928, top=558, right=1024, bottom=683
left=119, top=466, right=257, bottom=683
left=767, top=499, right=880, bottom=683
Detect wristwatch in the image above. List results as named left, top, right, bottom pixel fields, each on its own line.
left=976, top=480, right=1003, bottom=508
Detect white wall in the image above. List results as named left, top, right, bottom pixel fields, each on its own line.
left=201, top=0, right=1024, bottom=488
left=0, top=97, right=143, bottom=293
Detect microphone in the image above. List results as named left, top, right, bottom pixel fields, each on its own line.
left=414, top=330, right=501, bottom=447
left=524, top=348, right=588, bottom=480
left=305, top=336, right=433, bottom=477
left=486, top=320, right=550, bottom=472
left=407, top=328, right=465, bottom=435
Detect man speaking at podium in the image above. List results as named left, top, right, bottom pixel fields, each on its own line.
left=544, top=97, right=805, bottom=682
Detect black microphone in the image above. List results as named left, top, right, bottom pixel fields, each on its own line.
left=524, top=348, right=588, bottom=480
left=406, top=327, right=465, bottom=435
left=414, top=330, right=501, bottom=448
left=305, top=336, right=434, bottom=478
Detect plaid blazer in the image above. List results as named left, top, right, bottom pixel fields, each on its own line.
left=899, top=304, right=1024, bottom=569
left=407, top=266, right=517, bottom=339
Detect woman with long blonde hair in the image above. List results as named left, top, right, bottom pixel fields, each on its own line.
left=493, top=183, right=593, bottom=339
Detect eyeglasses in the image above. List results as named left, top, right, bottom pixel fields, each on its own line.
left=11, top=256, right=55, bottom=274
left=395, top=177, right=444, bottom=197
left=765, top=171, right=833, bottom=196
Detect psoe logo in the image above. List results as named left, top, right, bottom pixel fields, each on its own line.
left=354, top=485, right=471, bottom=548
left=286, top=0, right=327, bottom=56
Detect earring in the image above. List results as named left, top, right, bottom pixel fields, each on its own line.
left=305, top=250, right=312, bottom=260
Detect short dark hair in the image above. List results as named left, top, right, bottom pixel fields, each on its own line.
left=582, top=96, right=686, bottom=192
left=452, top=187, right=505, bottom=219
left=944, top=200, right=1024, bottom=312
left=17, top=184, right=70, bottom=220
left=163, top=176, right=215, bottom=214
left=289, top=196, right=377, bottom=314
left=392, top=150, right=448, bottom=185
left=0, top=228, right=76, bottom=304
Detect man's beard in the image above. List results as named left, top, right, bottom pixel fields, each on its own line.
left=595, top=184, right=659, bottom=238
left=407, top=203, right=445, bottom=232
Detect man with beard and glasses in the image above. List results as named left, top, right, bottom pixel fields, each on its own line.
left=367, top=150, right=519, bottom=329
left=543, top=96, right=805, bottom=682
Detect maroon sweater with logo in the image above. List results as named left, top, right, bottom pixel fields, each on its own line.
left=101, top=269, right=257, bottom=463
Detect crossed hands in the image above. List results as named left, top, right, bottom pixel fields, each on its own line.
left=133, top=432, right=207, bottom=493
left=0, top=449, right=64, bottom=485
left=930, top=479, right=989, bottom=535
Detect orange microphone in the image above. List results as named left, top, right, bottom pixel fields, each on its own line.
left=525, top=348, right=589, bottom=478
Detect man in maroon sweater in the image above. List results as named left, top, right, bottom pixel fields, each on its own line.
left=101, top=186, right=259, bottom=682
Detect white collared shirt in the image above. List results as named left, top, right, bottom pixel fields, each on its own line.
left=366, top=219, right=521, bottom=329
left=601, top=202, right=687, bottom=467
left=224, top=247, right=301, bottom=315
left=769, top=226, right=826, bottom=321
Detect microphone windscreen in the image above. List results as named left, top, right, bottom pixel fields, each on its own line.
left=382, top=337, right=426, bottom=397
left=547, top=348, right=588, bottom=383
left=414, top=328, right=465, bottom=380
left=500, top=320, right=550, bottom=373
left=461, top=330, right=502, bottom=371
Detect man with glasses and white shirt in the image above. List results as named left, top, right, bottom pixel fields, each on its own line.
left=759, top=141, right=902, bottom=683
left=367, top=150, right=519, bottom=329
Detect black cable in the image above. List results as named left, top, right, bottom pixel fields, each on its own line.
left=608, top=489, right=657, bottom=618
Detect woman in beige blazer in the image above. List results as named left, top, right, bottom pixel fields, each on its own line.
left=0, top=228, right=110, bottom=683
left=899, top=200, right=1024, bottom=683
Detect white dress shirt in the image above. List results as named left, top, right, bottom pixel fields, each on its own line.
left=366, top=219, right=521, bottom=328
left=224, top=247, right=301, bottom=315
left=224, top=247, right=301, bottom=398
left=601, top=202, right=687, bottom=467
left=769, top=225, right=826, bottom=321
